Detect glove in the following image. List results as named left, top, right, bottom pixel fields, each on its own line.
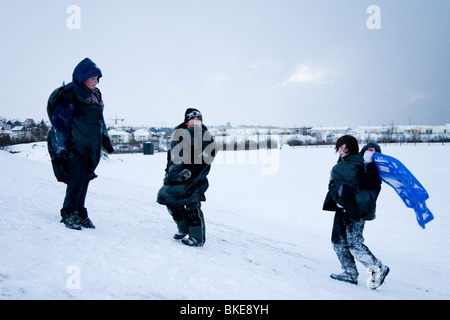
left=102, top=136, right=115, bottom=154
left=56, top=148, right=69, bottom=160
left=364, top=151, right=374, bottom=163
left=180, top=169, right=191, bottom=181
left=105, top=144, right=115, bottom=154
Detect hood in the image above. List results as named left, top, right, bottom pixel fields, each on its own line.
left=72, top=58, right=102, bottom=86
left=360, top=142, right=381, bottom=155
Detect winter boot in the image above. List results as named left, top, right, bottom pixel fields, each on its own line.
left=379, top=265, right=390, bottom=285
left=79, top=217, right=95, bottom=229
left=60, top=211, right=81, bottom=230
left=369, top=265, right=390, bottom=290
left=173, top=231, right=188, bottom=240
left=181, top=236, right=203, bottom=247
left=77, top=208, right=95, bottom=229
left=330, top=271, right=358, bottom=285
left=185, top=206, right=205, bottom=246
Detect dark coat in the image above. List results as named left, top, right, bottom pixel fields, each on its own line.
left=47, top=58, right=113, bottom=183
left=322, top=152, right=380, bottom=220
left=359, top=142, right=382, bottom=220
left=156, top=123, right=216, bottom=206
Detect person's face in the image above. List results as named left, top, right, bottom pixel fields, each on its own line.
left=338, top=144, right=349, bottom=157
left=83, top=76, right=99, bottom=90
left=187, top=117, right=202, bottom=128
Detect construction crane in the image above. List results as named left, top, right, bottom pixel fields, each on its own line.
left=107, top=115, right=124, bottom=129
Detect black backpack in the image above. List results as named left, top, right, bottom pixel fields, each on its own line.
left=47, top=82, right=68, bottom=125
left=47, top=82, right=71, bottom=182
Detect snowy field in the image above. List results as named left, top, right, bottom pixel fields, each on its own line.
left=1, top=142, right=449, bottom=300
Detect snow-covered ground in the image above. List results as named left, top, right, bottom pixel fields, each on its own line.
left=1, top=142, right=449, bottom=300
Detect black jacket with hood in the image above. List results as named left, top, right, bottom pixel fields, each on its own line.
left=47, top=58, right=113, bottom=182
left=156, top=122, right=216, bottom=206
left=323, top=142, right=382, bottom=220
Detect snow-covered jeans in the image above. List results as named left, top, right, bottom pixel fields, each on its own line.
left=331, top=209, right=381, bottom=275
left=167, top=202, right=205, bottom=245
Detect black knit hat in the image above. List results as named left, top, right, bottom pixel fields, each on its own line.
left=184, top=108, right=202, bottom=123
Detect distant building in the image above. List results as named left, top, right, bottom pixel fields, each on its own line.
left=355, top=124, right=450, bottom=136
left=23, top=119, right=36, bottom=127
left=310, top=126, right=352, bottom=137
left=133, top=129, right=151, bottom=142
left=10, top=126, right=31, bottom=141
left=108, top=130, right=133, bottom=144
left=354, top=126, right=391, bottom=135
left=0, top=122, right=12, bottom=131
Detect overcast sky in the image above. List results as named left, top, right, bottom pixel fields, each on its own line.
left=0, top=0, right=449, bottom=128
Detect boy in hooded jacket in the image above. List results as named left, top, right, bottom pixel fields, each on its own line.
left=156, top=108, right=216, bottom=246
left=47, top=58, right=114, bottom=230
left=323, top=135, right=389, bottom=288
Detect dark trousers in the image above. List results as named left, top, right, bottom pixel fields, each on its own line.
left=167, top=202, right=205, bottom=244
left=61, top=155, right=91, bottom=219
left=331, top=209, right=381, bottom=275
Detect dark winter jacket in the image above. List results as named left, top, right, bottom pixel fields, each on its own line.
left=359, top=142, right=382, bottom=220
left=156, top=123, right=216, bottom=206
left=323, top=152, right=378, bottom=220
left=47, top=58, right=113, bottom=182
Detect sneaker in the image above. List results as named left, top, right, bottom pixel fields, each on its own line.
left=60, top=213, right=81, bottom=230
left=173, top=231, right=187, bottom=240
left=79, top=217, right=95, bottom=229
left=330, top=271, right=358, bottom=285
left=181, top=236, right=203, bottom=247
left=370, top=265, right=390, bottom=290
